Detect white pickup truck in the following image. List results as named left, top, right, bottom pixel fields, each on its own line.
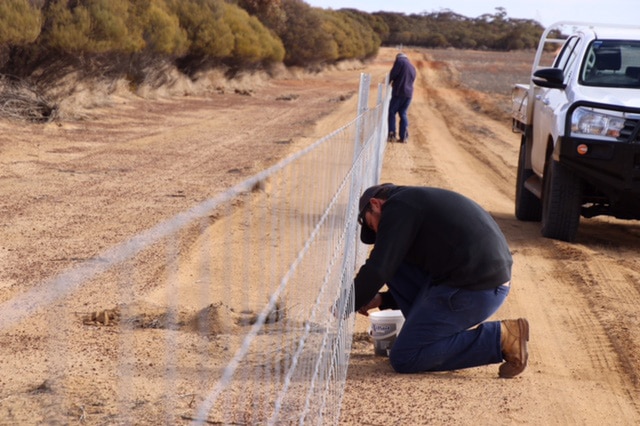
left=512, top=22, right=640, bottom=242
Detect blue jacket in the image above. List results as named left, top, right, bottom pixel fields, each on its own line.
left=389, top=54, right=416, bottom=98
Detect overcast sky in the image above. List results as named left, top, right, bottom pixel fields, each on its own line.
left=305, top=1, right=638, bottom=27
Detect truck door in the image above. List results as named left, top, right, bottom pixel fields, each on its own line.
left=531, top=36, right=582, bottom=175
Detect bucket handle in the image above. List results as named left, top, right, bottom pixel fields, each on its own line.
left=368, top=329, right=398, bottom=340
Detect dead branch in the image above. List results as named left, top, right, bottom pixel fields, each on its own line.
left=0, top=74, right=58, bottom=123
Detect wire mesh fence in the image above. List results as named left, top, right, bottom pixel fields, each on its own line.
left=0, top=73, right=390, bottom=424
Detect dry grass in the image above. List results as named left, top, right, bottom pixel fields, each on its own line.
left=0, top=74, right=58, bottom=122
left=427, top=48, right=535, bottom=95
left=424, top=48, right=536, bottom=121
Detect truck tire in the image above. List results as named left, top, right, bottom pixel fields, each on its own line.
left=541, top=156, right=583, bottom=242
left=515, top=136, right=542, bottom=221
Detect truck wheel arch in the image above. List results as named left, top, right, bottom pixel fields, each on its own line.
left=515, top=135, right=542, bottom=221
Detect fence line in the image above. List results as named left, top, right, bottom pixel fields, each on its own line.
left=0, top=73, right=390, bottom=425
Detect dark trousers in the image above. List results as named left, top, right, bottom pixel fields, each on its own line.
left=387, top=264, right=508, bottom=373
left=388, top=96, right=412, bottom=140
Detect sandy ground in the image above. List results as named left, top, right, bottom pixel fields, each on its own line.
left=2, top=47, right=640, bottom=424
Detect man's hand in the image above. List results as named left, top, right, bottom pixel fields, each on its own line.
left=357, top=293, right=383, bottom=316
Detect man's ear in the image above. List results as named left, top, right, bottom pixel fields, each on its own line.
left=370, top=198, right=384, bottom=212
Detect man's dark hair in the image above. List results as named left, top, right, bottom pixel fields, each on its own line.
left=374, top=184, right=394, bottom=200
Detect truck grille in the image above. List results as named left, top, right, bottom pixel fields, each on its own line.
left=621, top=118, right=640, bottom=142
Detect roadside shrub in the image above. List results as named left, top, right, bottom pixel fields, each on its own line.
left=235, top=0, right=287, bottom=35
left=278, top=0, right=335, bottom=66
left=334, top=9, right=380, bottom=58
left=131, top=0, right=189, bottom=56
left=166, top=0, right=234, bottom=58
left=42, top=0, right=144, bottom=53
left=0, top=0, right=42, bottom=45
left=321, top=11, right=360, bottom=61
left=221, top=2, right=285, bottom=64
left=41, top=1, right=92, bottom=52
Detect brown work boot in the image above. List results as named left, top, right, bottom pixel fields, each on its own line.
left=499, top=318, right=529, bottom=378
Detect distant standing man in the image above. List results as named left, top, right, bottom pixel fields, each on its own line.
left=388, top=53, right=416, bottom=143
left=354, top=183, right=529, bottom=378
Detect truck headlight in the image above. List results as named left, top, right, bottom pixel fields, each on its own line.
left=571, top=107, right=626, bottom=138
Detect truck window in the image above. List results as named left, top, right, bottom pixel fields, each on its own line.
left=553, top=36, right=580, bottom=82
left=581, top=40, right=640, bottom=88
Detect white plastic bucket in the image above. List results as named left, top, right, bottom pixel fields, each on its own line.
left=369, top=310, right=405, bottom=357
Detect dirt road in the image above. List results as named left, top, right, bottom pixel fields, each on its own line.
left=341, top=49, right=640, bottom=425
left=1, top=47, right=639, bottom=424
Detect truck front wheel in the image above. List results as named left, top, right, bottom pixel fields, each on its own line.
left=541, top=156, right=583, bottom=242
left=515, top=136, right=542, bottom=221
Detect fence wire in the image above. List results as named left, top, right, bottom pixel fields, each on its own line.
left=0, top=73, right=390, bottom=425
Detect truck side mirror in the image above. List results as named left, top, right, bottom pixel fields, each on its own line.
left=532, top=68, right=566, bottom=89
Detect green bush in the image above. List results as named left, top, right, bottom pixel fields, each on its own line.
left=278, top=0, right=335, bottom=66
left=222, top=2, right=285, bottom=64
left=42, top=0, right=144, bottom=53
left=167, top=0, right=283, bottom=63
left=42, top=1, right=93, bottom=52
left=235, top=0, right=287, bottom=35
left=0, top=0, right=42, bottom=45
left=334, top=9, right=380, bottom=58
left=322, top=12, right=358, bottom=61
left=130, top=0, right=189, bottom=56
left=166, top=0, right=234, bottom=58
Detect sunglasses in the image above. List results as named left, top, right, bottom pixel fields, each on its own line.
left=358, top=205, right=370, bottom=226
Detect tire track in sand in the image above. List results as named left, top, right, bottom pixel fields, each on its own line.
left=347, top=47, right=640, bottom=425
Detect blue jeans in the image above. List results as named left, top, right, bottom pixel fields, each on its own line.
left=387, top=264, right=508, bottom=373
left=388, top=96, right=412, bottom=140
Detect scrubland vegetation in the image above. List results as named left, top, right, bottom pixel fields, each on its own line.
left=0, top=1, right=545, bottom=121
left=1, top=1, right=544, bottom=74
